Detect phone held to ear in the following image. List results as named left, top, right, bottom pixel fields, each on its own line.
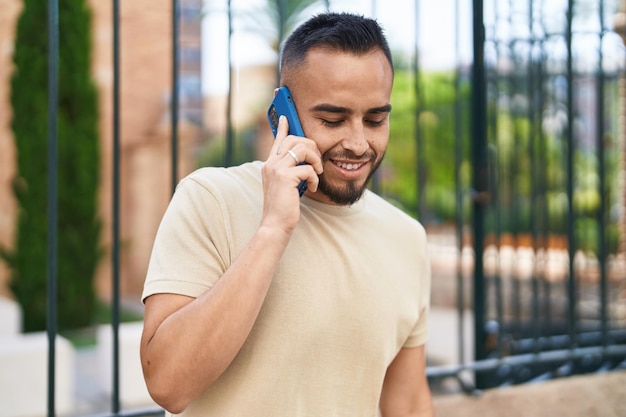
left=267, top=86, right=308, bottom=197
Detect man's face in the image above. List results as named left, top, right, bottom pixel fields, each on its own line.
left=289, top=47, right=393, bottom=205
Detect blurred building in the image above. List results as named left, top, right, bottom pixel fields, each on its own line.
left=0, top=0, right=20, bottom=300
left=0, top=0, right=204, bottom=302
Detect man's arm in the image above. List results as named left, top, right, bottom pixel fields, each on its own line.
left=379, top=345, right=435, bottom=417
left=140, top=116, right=323, bottom=414
left=141, top=225, right=292, bottom=414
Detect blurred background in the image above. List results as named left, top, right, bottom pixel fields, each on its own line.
left=0, top=0, right=625, bottom=415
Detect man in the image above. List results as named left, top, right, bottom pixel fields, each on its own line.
left=140, top=12, right=434, bottom=417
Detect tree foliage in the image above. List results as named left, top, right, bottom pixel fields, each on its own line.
left=382, top=70, right=472, bottom=221
left=3, top=0, right=101, bottom=332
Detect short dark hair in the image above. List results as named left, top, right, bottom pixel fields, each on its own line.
left=280, top=12, right=393, bottom=79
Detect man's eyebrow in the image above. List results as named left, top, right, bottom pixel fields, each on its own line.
left=310, top=104, right=352, bottom=114
left=309, top=103, right=392, bottom=114
left=367, top=104, right=392, bottom=114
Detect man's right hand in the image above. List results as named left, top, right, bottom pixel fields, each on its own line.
left=260, top=115, right=323, bottom=236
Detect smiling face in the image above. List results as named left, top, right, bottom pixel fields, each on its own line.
left=286, top=47, right=394, bottom=205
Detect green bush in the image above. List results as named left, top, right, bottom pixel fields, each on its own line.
left=2, top=0, right=101, bottom=332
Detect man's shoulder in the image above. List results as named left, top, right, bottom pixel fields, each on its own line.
left=180, top=161, right=263, bottom=195
left=186, top=161, right=262, bottom=183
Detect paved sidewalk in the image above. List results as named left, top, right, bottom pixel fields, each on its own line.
left=432, top=370, right=626, bottom=417
left=426, top=306, right=626, bottom=416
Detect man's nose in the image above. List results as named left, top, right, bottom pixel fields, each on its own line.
left=342, top=123, right=369, bottom=156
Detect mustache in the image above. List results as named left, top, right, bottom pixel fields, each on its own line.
left=323, top=149, right=377, bottom=163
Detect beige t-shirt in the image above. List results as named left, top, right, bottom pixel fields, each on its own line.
left=143, top=161, right=431, bottom=417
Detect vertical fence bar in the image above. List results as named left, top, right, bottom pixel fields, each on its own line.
left=528, top=0, right=541, bottom=354
left=47, top=0, right=59, bottom=415
left=414, top=0, right=426, bottom=220
left=508, top=3, right=522, bottom=338
left=490, top=0, right=506, bottom=360
left=471, top=0, right=488, bottom=385
left=536, top=1, right=549, bottom=344
left=172, top=0, right=180, bottom=192
left=538, top=5, right=553, bottom=342
left=276, top=0, right=286, bottom=84
left=225, top=0, right=234, bottom=167
left=370, top=1, right=380, bottom=194
left=565, top=0, right=578, bottom=352
left=454, top=0, right=466, bottom=366
left=596, top=0, right=609, bottom=349
left=112, top=0, right=121, bottom=413
left=620, top=0, right=626, bottom=277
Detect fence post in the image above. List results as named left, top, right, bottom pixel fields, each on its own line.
left=565, top=0, right=578, bottom=352
left=172, top=0, right=180, bottom=192
left=112, top=0, right=121, bottom=412
left=471, top=0, right=488, bottom=387
left=47, top=0, right=59, bottom=415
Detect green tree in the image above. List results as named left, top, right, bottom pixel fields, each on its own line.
left=240, top=0, right=325, bottom=85
left=3, top=0, right=101, bottom=332
left=383, top=70, right=472, bottom=221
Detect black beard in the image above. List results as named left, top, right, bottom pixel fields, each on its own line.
left=317, top=152, right=384, bottom=205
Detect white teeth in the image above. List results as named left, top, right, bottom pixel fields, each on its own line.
left=336, top=161, right=362, bottom=170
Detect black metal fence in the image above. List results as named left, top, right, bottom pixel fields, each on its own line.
left=426, top=0, right=626, bottom=392
left=36, top=0, right=626, bottom=415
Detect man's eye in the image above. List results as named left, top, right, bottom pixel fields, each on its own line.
left=366, top=119, right=385, bottom=127
left=321, top=119, right=343, bottom=127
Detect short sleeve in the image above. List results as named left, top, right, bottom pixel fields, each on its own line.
left=142, top=175, right=233, bottom=302
left=402, top=226, right=431, bottom=348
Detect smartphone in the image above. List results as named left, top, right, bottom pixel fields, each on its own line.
left=267, top=86, right=308, bottom=196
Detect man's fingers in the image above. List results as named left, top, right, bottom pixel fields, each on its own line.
left=283, top=144, right=323, bottom=176
left=273, top=116, right=289, bottom=156
left=297, top=165, right=320, bottom=192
